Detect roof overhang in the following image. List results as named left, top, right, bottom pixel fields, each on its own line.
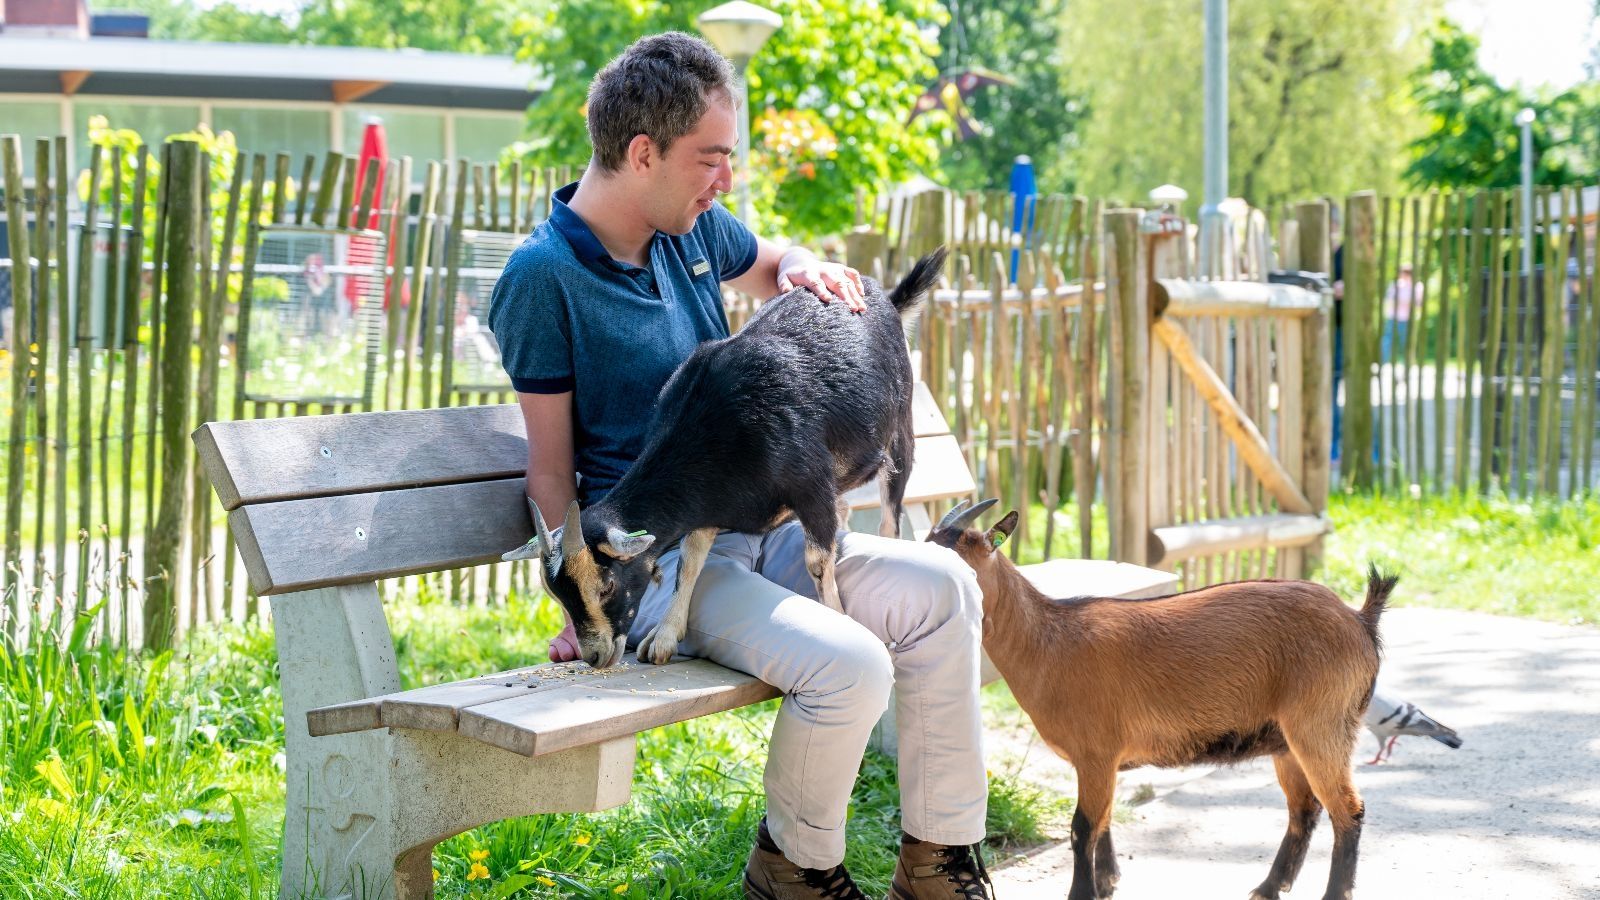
left=0, top=35, right=548, bottom=110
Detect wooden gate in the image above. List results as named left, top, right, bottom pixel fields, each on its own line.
left=1105, top=205, right=1335, bottom=586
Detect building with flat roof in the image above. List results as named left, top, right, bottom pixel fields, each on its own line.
left=0, top=0, right=547, bottom=176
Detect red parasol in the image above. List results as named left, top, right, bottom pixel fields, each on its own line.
left=345, top=118, right=389, bottom=311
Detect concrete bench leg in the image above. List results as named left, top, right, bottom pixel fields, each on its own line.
left=275, top=585, right=637, bottom=900
left=276, top=585, right=402, bottom=900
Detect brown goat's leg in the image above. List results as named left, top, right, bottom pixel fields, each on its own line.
left=1285, top=729, right=1366, bottom=900
left=1250, top=753, right=1323, bottom=899
left=1093, top=827, right=1120, bottom=896
left=1069, top=763, right=1116, bottom=900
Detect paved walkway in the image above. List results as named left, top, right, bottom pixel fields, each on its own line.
left=982, top=607, right=1600, bottom=899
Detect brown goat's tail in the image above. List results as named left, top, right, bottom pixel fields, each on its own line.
left=888, top=246, right=949, bottom=320
left=1359, top=564, right=1398, bottom=652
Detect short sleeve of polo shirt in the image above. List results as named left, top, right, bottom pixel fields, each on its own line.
left=487, top=242, right=575, bottom=394
left=699, top=201, right=759, bottom=280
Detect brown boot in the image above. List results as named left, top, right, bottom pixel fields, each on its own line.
left=887, top=833, right=993, bottom=899
left=743, top=817, right=868, bottom=900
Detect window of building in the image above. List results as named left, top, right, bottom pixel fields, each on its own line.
left=72, top=100, right=203, bottom=170
left=0, top=100, right=64, bottom=177
left=341, top=107, right=445, bottom=166
left=453, top=113, right=526, bottom=165
left=213, top=106, right=333, bottom=164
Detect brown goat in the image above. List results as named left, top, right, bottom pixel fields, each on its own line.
left=928, top=500, right=1393, bottom=900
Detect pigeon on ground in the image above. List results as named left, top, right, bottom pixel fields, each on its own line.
left=1364, top=689, right=1463, bottom=764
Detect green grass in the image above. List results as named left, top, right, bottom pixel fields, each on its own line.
left=1320, top=491, right=1600, bottom=625
left=3, top=489, right=1595, bottom=897
left=1, top=583, right=1056, bottom=899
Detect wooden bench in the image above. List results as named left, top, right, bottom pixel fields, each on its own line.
left=194, top=384, right=1174, bottom=899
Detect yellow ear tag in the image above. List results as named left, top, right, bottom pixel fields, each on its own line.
left=627, top=530, right=648, bottom=537
left=990, top=533, right=1007, bottom=549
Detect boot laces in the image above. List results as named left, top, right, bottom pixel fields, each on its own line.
left=934, top=843, right=993, bottom=899
left=799, top=863, right=867, bottom=900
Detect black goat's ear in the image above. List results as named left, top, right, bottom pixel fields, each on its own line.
left=986, top=510, right=1020, bottom=550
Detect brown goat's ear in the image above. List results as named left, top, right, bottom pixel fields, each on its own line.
left=986, top=510, right=1020, bottom=550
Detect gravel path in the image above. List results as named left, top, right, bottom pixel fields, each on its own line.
left=982, top=607, right=1600, bottom=899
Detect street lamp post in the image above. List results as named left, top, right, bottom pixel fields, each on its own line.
left=697, top=0, right=782, bottom=227
left=1515, top=107, right=1536, bottom=295
left=1199, top=0, right=1228, bottom=275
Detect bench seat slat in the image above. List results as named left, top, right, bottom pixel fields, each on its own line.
left=194, top=405, right=529, bottom=511
left=459, top=659, right=780, bottom=757
left=1019, top=559, right=1179, bottom=601
left=308, top=659, right=636, bottom=737
left=309, top=656, right=780, bottom=758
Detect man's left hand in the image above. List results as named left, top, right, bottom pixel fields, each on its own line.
left=778, top=251, right=867, bottom=313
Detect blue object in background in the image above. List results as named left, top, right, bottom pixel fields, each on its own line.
left=1009, top=155, right=1037, bottom=283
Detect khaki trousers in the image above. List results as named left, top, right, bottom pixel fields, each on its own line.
left=626, top=522, right=988, bottom=870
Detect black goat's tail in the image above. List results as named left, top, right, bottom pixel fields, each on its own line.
left=1358, top=563, right=1397, bottom=653
left=888, top=246, right=949, bottom=321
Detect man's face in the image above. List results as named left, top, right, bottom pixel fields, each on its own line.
left=643, top=91, right=736, bottom=235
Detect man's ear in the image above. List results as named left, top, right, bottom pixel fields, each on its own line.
left=626, top=133, right=657, bottom=175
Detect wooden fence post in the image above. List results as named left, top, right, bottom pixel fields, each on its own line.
left=1294, top=201, right=1333, bottom=573
left=144, top=139, right=201, bottom=651
left=1105, top=210, right=1148, bottom=565
left=1341, top=192, right=1377, bottom=488
left=3, top=135, right=33, bottom=632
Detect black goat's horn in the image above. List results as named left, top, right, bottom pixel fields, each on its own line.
left=937, top=497, right=999, bottom=532
left=562, top=501, right=586, bottom=559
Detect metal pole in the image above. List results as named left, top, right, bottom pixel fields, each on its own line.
left=735, top=55, right=754, bottom=227
left=1203, top=0, right=1227, bottom=211
left=1517, top=108, right=1535, bottom=287
left=1198, top=0, right=1229, bottom=275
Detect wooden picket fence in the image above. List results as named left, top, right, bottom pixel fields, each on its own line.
left=1337, top=189, right=1599, bottom=498
left=3, top=126, right=1590, bottom=648
left=0, top=135, right=588, bottom=650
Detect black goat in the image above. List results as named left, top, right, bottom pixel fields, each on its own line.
left=506, top=248, right=948, bottom=668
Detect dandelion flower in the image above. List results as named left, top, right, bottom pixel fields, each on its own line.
left=537, top=875, right=557, bottom=887
left=613, top=884, right=629, bottom=894
left=573, top=833, right=591, bottom=847
left=469, top=849, right=490, bottom=862
left=467, top=862, right=490, bottom=881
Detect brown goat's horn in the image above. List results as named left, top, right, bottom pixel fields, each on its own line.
left=937, top=497, right=999, bottom=532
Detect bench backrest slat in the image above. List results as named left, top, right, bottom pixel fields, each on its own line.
left=195, top=405, right=528, bottom=511
left=198, top=387, right=946, bottom=514
left=201, top=384, right=969, bottom=597
left=232, top=478, right=531, bottom=595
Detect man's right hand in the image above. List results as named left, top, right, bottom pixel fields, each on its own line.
left=549, top=619, right=581, bottom=662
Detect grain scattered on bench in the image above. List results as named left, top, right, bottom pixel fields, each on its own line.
left=309, top=656, right=781, bottom=758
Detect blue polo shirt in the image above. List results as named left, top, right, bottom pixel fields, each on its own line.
left=487, top=182, right=759, bottom=503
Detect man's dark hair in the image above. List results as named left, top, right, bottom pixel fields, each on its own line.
left=587, top=32, right=737, bottom=173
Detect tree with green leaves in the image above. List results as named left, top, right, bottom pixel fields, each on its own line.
left=512, top=0, right=947, bottom=238
left=1404, top=20, right=1598, bottom=188
left=1064, top=0, right=1435, bottom=210
left=122, top=0, right=516, bottom=53
left=932, top=0, right=1083, bottom=194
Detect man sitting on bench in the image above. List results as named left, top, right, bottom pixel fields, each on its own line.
left=488, top=33, right=992, bottom=900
